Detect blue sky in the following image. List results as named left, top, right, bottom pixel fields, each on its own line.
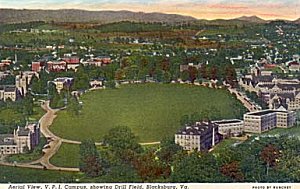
left=0, top=0, right=299, bottom=20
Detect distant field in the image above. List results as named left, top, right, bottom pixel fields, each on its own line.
left=51, top=83, right=245, bottom=143
left=94, top=21, right=172, bottom=33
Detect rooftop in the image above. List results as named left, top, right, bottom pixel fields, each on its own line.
left=246, top=110, right=287, bottom=116
left=213, top=119, right=243, bottom=124
left=0, top=134, right=15, bottom=145
left=176, top=122, right=216, bottom=136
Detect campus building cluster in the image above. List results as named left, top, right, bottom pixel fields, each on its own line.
left=175, top=109, right=296, bottom=152
left=31, top=53, right=112, bottom=73
left=0, top=71, right=37, bottom=102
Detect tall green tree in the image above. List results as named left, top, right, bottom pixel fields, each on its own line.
left=79, top=139, right=103, bottom=177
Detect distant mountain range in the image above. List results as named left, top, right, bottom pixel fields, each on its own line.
left=0, top=9, right=197, bottom=24
left=0, top=9, right=299, bottom=25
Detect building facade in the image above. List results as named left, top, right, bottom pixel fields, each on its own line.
left=175, top=122, right=222, bottom=152
left=244, top=109, right=296, bottom=133
left=0, top=123, right=40, bottom=155
left=0, top=85, right=17, bottom=101
left=213, top=119, right=244, bottom=137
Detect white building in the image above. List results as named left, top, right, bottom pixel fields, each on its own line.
left=175, top=122, right=222, bottom=152
left=244, top=109, right=296, bottom=133
left=213, top=119, right=244, bottom=137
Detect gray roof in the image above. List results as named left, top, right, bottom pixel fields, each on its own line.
left=17, top=127, right=30, bottom=136
left=277, top=83, right=300, bottom=90
left=0, top=85, right=16, bottom=92
left=0, top=134, right=15, bottom=145
left=176, top=122, right=217, bottom=136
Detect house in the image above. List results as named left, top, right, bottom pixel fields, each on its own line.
left=0, top=60, right=12, bottom=71
left=0, top=122, right=40, bottom=155
left=15, top=71, right=38, bottom=96
left=180, top=63, right=202, bottom=72
left=62, top=54, right=80, bottom=70
left=53, top=77, right=74, bottom=93
left=0, top=85, right=17, bottom=101
left=47, top=61, right=67, bottom=72
left=175, top=121, right=222, bottom=152
left=243, top=109, right=296, bottom=134
left=213, top=119, right=244, bottom=137
left=89, top=78, right=105, bottom=88
left=288, top=61, right=300, bottom=72
left=31, top=60, right=46, bottom=72
left=82, top=56, right=112, bottom=67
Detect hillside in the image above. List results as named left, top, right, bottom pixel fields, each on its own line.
left=0, top=9, right=197, bottom=24
left=236, top=16, right=268, bottom=23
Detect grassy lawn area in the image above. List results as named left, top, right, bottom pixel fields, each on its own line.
left=51, top=83, right=245, bottom=143
left=0, top=165, right=81, bottom=183
left=50, top=143, right=80, bottom=168
left=261, top=125, right=300, bottom=137
left=28, top=105, right=46, bottom=122
left=212, top=138, right=242, bottom=155
left=6, top=137, right=47, bottom=163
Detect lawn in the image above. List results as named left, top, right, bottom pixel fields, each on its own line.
left=50, top=143, right=80, bottom=168
left=51, top=83, right=245, bottom=143
left=28, top=105, right=46, bottom=121
left=0, top=165, right=80, bottom=183
left=261, top=125, right=300, bottom=137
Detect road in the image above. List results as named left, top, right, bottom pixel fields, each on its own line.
left=0, top=101, right=80, bottom=172
left=228, top=87, right=258, bottom=112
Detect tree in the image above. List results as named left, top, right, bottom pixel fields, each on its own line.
left=22, top=93, right=34, bottom=116
left=220, top=161, right=244, bottom=182
left=79, top=139, right=103, bottom=177
left=133, top=150, right=171, bottom=182
left=103, top=126, right=143, bottom=160
left=171, top=152, right=227, bottom=182
left=260, top=144, right=280, bottom=177
left=209, top=65, right=218, bottom=80
left=105, top=80, right=116, bottom=89
left=180, top=70, right=189, bottom=82
left=188, top=67, right=198, bottom=83
left=157, top=137, right=182, bottom=164
left=67, top=96, right=81, bottom=116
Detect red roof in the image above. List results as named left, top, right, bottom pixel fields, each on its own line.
left=264, top=64, right=277, bottom=68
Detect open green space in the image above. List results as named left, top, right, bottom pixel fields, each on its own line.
left=51, top=83, right=245, bottom=143
left=50, top=143, right=80, bottom=168
left=0, top=165, right=80, bottom=183
left=28, top=105, right=46, bottom=121
left=261, top=125, right=300, bottom=137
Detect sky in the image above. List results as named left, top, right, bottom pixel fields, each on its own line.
left=0, top=0, right=299, bottom=20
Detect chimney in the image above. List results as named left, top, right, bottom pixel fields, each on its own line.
left=212, top=125, right=215, bottom=147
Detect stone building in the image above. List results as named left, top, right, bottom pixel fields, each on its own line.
left=0, top=123, right=40, bottom=155
left=175, top=121, right=222, bottom=152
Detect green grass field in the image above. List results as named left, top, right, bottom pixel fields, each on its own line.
left=0, top=165, right=80, bottom=183
left=261, top=125, right=300, bottom=137
left=50, top=143, right=80, bottom=168
left=51, top=83, right=245, bottom=143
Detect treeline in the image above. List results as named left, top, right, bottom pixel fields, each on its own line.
left=78, top=126, right=300, bottom=182
left=0, top=94, right=34, bottom=134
